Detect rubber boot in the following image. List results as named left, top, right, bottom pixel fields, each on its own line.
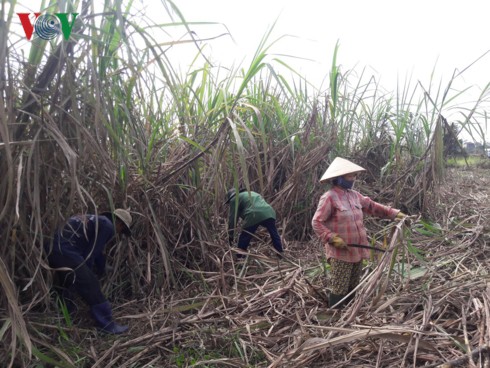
left=345, top=290, right=356, bottom=305
left=90, top=301, right=128, bottom=334
left=329, top=293, right=346, bottom=309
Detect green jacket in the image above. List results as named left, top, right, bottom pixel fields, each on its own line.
left=228, top=191, right=276, bottom=237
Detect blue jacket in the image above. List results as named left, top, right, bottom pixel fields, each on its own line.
left=47, top=215, right=115, bottom=274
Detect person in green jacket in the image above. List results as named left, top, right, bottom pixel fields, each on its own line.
left=225, top=188, right=284, bottom=258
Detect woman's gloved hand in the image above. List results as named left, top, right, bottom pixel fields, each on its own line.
left=330, top=235, right=347, bottom=249
left=396, top=212, right=406, bottom=220
left=396, top=211, right=411, bottom=226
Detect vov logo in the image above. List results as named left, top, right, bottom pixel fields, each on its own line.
left=17, top=13, right=78, bottom=40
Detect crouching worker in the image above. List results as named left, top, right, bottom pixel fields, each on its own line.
left=44, top=208, right=132, bottom=334
left=312, top=158, right=407, bottom=309
left=225, top=188, right=284, bottom=259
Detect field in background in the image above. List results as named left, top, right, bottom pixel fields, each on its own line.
left=447, top=155, right=490, bottom=167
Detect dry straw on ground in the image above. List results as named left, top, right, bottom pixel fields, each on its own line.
left=17, top=166, right=489, bottom=367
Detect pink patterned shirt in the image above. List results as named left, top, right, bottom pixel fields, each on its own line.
left=312, top=186, right=399, bottom=263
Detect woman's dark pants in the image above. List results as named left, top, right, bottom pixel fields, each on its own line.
left=47, top=252, right=106, bottom=308
left=237, top=218, right=283, bottom=257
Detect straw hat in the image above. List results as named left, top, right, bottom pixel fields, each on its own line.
left=102, top=208, right=132, bottom=236
left=320, top=157, right=366, bottom=183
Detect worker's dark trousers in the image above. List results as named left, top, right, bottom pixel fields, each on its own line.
left=47, top=252, right=106, bottom=307
left=237, top=218, right=283, bottom=256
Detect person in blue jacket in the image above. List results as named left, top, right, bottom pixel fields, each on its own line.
left=225, top=188, right=284, bottom=259
left=44, top=208, right=132, bottom=334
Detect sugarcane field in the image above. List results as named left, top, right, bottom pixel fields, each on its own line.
left=3, top=1, right=490, bottom=368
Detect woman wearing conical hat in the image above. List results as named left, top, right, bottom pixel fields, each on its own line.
left=312, top=157, right=407, bottom=309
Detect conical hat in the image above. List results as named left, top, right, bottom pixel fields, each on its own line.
left=113, top=209, right=132, bottom=234
left=320, top=157, right=366, bottom=183
left=101, top=208, right=132, bottom=236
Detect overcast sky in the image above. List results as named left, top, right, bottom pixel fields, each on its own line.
left=155, top=0, right=490, bottom=93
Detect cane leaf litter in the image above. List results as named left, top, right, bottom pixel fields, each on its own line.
left=2, top=1, right=490, bottom=367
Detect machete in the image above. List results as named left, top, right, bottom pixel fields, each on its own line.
left=348, top=244, right=387, bottom=252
